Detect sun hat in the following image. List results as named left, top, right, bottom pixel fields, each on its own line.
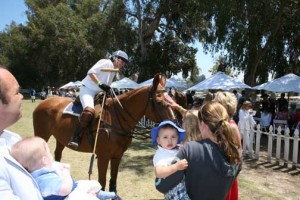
left=151, top=120, right=186, bottom=146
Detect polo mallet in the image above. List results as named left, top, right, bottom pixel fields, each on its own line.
left=88, top=68, right=119, bottom=180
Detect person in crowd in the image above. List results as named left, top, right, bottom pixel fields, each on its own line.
left=276, top=93, right=288, bottom=113
left=10, top=136, right=121, bottom=200
left=186, top=90, right=195, bottom=109
left=68, top=50, right=129, bottom=149
left=213, top=91, right=242, bottom=200
left=151, top=120, right=190, bottom=200
left=260, top=109, right=272, bottom=132
left=30, top=88, right=37, bottom=103
left=238, top=100, right=256, bottom=154
left=232, top=89, right=241, bottom=102
left=40, top=89, right=47, bottom=100
left=260, top=94, right=270, bottom=113
left=237, top=90, right=247, bottom=107
left=182, top=110, right=202, bottom=143
left=268, top=93, right=277, bottom=120
left=158, top=101, right=242, bottom=199
left=274, top=104, right=289, bottom=120
left=0, top=66, right=43, bottom=199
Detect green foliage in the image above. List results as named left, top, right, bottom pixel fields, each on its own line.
left=0, top=0, right=299, bottom=88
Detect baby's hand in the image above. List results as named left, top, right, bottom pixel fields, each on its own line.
left=175, top=159, right=188, bottom=171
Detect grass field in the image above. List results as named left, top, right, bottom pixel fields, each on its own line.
left=7, top=99, right=300, bottom=200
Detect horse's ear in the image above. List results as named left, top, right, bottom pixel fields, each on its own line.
left=152, top=73, right=167, bottom=90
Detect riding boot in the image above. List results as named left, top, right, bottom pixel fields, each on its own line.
left=68, top=107, right=95, bottom=150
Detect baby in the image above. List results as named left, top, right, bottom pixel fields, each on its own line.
left=151, top=120, right=190, bottom=200
left=10, top=136, right=121, bottom=200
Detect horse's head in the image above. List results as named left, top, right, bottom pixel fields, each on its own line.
left=145, top=73, right=176, bottom=123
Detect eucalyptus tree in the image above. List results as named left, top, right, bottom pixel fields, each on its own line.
left=192, top=0, right=300, bottom=86
left=125, top=0, right=201, bottom=82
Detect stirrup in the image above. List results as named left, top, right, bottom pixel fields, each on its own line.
left=68, top=135, right=80, bottom=150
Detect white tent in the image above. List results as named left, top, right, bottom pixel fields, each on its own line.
left=186, top=71, right=251, bottom=91
left=253, top=73, right=300, bottom=93
left=111, top=77, right=139, bottom=89
left=138, top=78, right=186, bottom=89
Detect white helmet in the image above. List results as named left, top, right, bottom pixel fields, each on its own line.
left=112, top=50, right=129, bottom=64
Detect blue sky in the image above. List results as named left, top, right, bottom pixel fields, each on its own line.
left=0, top=0, right=216, bottom=79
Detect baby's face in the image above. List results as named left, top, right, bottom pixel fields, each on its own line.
left=156, top=128, right=179, bottom=150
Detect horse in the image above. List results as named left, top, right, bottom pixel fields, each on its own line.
left=32, top=74, right=176, bottom=192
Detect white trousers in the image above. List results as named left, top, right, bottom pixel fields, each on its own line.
left=79, top=86, right=99, bottom=109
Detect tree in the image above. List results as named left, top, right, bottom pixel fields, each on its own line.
left=125, top=0, right=200, bottom=82
left=194, top=0, right=300, bottom=86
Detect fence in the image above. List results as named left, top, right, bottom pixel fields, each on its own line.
left=240, top=122, right=300, bottom=170
left=136, top=116, right=156, bottom=129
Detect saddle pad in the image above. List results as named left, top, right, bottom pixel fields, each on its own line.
left=63, top=102, right=83, bottom=117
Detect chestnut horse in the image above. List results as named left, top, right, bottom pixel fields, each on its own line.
left=33, top=75, right=175, bottom=192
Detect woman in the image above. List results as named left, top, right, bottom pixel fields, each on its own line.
left=213, top=91, right=242, bottom=200
left=160, top=101, right=241, bottom=199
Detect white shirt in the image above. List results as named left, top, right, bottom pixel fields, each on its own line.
left=81, top=59, right=116, bottom=92
left=0, top=130, right=21, bottom=150
left=153, top=146, right=178, bottom=167
left=260, top=112, right=272, bottom=127
left=0, top=130, right=43, bottom=200
left=238, top=109, right=256, bottom=131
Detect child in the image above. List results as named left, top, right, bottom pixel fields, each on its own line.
left=151, top=120, right=190, bottom=200
left=10, top=136, right=121, bottom=200
left=182, top=110, right=202, bottom=143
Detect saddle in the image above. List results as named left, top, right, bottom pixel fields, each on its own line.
left=63, top=94, right=112, bottom=126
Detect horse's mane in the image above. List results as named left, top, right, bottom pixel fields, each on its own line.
left=105, top=86, right=149, bottom=105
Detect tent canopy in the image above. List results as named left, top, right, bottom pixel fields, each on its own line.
left=253, top=73, right=300, bottom=93
left=186, top=71, right=251, bottom=91
left=138, top=78, right=186, bottom=89
left=111, top=77, right=139, bottom=89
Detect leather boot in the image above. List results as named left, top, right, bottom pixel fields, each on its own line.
left=68, top=107, right=95, bottom=150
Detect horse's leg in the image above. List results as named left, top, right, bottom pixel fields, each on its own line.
left=54, top=140, right=65, bottom=161
left=97, top=155, right=110, bottom=190
left=109, top=157, right=122, bottom=193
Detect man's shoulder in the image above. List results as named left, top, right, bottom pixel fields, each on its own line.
left=0, top=130, right=22, bottom=149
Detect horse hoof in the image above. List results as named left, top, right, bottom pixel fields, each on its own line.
left=109, top=180, right=117, bottom=192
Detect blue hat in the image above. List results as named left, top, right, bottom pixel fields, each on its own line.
left=151, top=120, right=186, bottom=146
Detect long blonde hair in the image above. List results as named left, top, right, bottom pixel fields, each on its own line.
left=198, top=101, right=241, bottom=164
left=183, top=109, right=201, bottom=142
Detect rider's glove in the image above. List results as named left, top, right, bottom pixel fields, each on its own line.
left=98, top=82, right=111, bottom=92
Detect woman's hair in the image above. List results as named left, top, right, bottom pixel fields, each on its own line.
left=213, top=91, right=237, bottom=118
left=198, top=101, right=241, bottom=164
left=10, top=136, right=48, bottom=172
left=183, top=110, right=201, bottom=142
